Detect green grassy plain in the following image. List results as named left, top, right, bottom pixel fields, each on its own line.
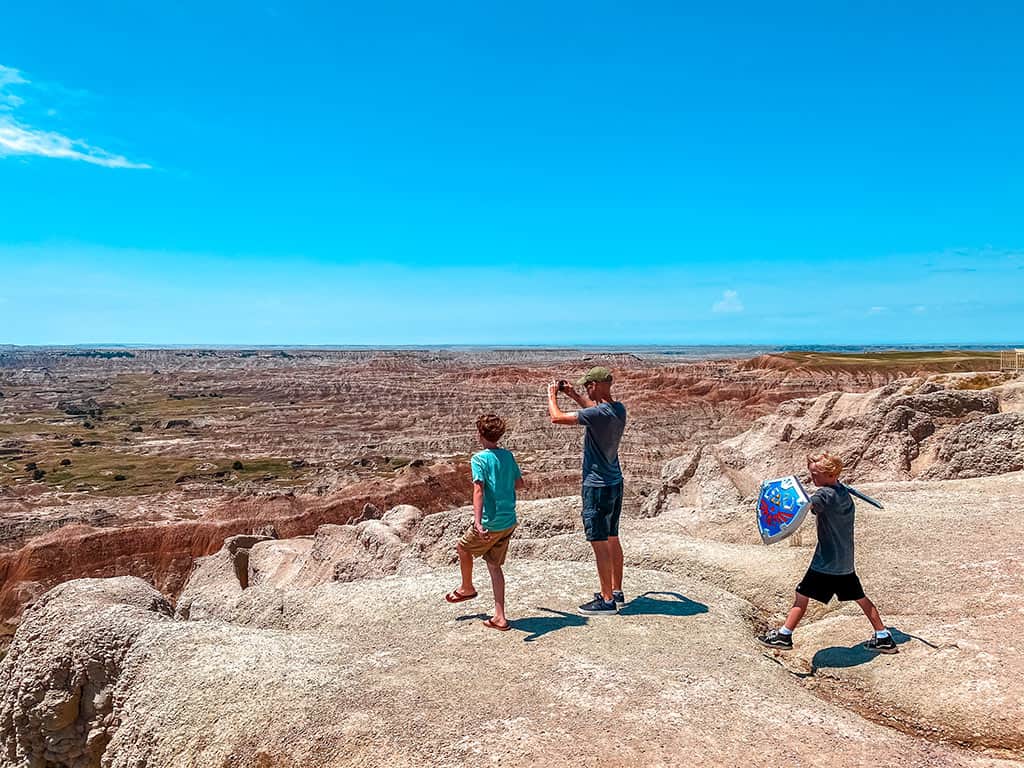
left=775, top=350, right=1001, bottom=369
left=0, top=385, right=304, bottom=496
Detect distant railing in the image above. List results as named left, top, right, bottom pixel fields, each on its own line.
left=1001, top=349, right=1024, bottom=372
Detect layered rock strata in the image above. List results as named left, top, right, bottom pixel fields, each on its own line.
left=642, top=376, right=1024, bottom=520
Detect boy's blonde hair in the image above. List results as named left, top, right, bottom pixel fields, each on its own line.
left=476, top=414, right=507, bottom=443
left=808, top=452, right=844, bottom=477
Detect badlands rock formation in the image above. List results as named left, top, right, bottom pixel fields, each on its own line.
left=0, top=461, right=471, bottom=641
left=642, top=374, right=1024, bottom=520
left=5, top=348, right=996, bottom=643
left=1, top=369, right=1021, bottom=767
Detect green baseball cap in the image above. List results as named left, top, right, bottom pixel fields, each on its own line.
left=576, top=366, right=613, bottom=387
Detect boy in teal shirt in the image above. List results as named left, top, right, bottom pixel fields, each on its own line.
left=444, top=414, right=525, bottom=631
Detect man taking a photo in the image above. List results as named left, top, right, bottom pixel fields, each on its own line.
left=548, top=366, right=627, bottom=615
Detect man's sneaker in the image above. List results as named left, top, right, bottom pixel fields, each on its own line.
left=864, top=633, right=898, bottom=654
left=594, top=591, right=626, bottom=607
left=579, top=596, right=618, bottom=616
left=758, top=629, right=793, bottom=650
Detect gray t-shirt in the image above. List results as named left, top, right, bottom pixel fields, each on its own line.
left=809, top=484, right=856, bottom=575
left=577, top=402, right=626, bottom=488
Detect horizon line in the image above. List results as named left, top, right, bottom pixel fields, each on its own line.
left=1, top=342, right=1020, bottom=351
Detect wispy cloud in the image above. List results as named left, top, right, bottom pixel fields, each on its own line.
left=0, top=64, right=149, bottom=169
left=0, top=65, right=26, bottom=108
left=921, top=246, right=1024, bottom=274
left=868, top=306, right=887, bottom=315
left=0, top=121, right=150, bottom=169
left=712, top=289, right=743, bottom=314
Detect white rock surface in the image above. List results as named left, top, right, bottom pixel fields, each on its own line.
left=2, top=472, right=1022, bottom=766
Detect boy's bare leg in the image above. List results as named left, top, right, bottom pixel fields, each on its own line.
left=590, top=541, right=614, bottom=601
left=608, top=535, right=624, bottom=592
left=456, top=543, right=476, bottom=595
left=486, top=561, right=507, bottom=626
left=855, top=596, right=886, bottom=632
left=783, top=592, right=810, bottom=632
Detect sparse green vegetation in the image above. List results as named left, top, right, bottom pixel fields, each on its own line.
left=63, top=350, right=135, bottom=359
left=99, top=392, right=245, bottom=422
left=0, top=417, right=64, bottom=437
left=11, top=450, right=306, bottom=497
left=776, top=350, right=1001, bottom=370
left=0, top=383, right=304, bottom=497
left=951, top=373, right=1004, bottom=390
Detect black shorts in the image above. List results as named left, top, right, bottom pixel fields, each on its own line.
left=582, top=483, right=623, bottom=542
left=796, top=568, right=865, bottom=604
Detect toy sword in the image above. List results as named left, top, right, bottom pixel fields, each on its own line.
left=840, top=482, right=885, bottom=510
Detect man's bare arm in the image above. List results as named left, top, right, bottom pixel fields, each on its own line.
left=548, top=383, right=580, bottom=425
left=561, top=382, right=595, bottom=408
left=515, top=476, right=526, bottom=491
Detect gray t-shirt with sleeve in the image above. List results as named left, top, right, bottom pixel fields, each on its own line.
left=576, top=401, right=626, bottom=488
left=809, top=484, right=856, bottom=575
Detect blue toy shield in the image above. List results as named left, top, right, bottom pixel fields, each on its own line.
left=756, top=475, right=811, bottom=545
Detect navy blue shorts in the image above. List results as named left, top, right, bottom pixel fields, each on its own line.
left=796, top=568, right=865, bottom=604
left=582, top=483, right=623, bottom=542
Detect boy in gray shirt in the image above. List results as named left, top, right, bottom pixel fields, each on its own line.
left=760, top=452, right=897, bottom=653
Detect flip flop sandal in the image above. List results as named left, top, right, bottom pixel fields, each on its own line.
left=483, top=618, right=511, bottom=631
left=445, top=589, right=478, bottom=603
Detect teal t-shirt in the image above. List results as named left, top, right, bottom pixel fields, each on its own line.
left=471, top=448, right=521, bottom=531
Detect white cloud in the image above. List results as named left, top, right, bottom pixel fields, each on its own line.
left=868, top=306, right=887, bottom=315
left=712, top=289, right=744, bottom=314
left=0, top=63, right=149, bottom=169
left=0, top=119, right=150, bottom=169
left=0, top=65, right=27, bottom=110
left=0, top=65, right=26, bottom=88
left=913, top=305, right=927, bottom=313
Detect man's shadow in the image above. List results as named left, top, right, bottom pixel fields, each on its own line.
left=512, top=592, right=707, bottom=640
left=456, top=592, right=708, bottom=643
left=618, top=591, right=709, bottom=618
left=811, top=628, right=925, bottom=669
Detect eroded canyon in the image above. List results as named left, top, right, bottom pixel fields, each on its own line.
left=0, top=347, right=1000, bottom=640
left=1, top=347, right=1020, bottom=768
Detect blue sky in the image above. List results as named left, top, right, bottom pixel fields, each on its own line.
left=1, top=1, right=1022, bottom=345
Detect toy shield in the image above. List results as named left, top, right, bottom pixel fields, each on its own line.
left=756, top=475, right=811, bottom=544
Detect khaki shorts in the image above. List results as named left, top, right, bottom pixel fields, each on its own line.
left=458, top=524, right=517, bottom=566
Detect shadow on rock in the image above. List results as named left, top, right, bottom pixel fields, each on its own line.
left=513, top=608, right=588, bottom=642
left=456, top=593, right=710, bottom=643
left=811, top=628, right=916, bottom=669
left=455, top=612, right=491, bottom=622
left=618, top=591, right=709, bottom=618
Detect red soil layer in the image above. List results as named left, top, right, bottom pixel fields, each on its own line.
left=0, top=461, right=470, bottom=638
